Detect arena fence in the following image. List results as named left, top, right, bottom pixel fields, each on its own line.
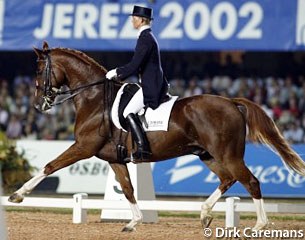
left=2, top=194, right=305, bottom=228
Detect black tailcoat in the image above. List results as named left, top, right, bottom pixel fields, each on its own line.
left=116, top=28, right=168, bottom=110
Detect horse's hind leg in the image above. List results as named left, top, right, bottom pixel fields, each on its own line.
left=109, top=163, right=143, bottom=232
left=200, top=157, right=236, bottom=228
left=228, top=162, right=268, bottom=230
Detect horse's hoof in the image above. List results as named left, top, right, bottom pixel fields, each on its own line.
left=252, top=222, right=268, bottom=231
left=201, top=215, right=213, bottom=228
left=121, top=226, right=135, bottom=232
left=8, top=193, right=24, bottom=203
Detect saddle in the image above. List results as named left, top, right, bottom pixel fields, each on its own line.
left=112, top=83, right=178, bottom=162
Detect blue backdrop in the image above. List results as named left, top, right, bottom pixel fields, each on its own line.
left=0, top=0, right=305, bottom=50
left=152, top=144, right=305, bottom=198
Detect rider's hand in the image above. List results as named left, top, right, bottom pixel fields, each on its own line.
left=106, top=69, right=117, bottom=80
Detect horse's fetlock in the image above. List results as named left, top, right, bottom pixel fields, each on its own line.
left=201, top=203, right=211, bottom=211
left=135, top=214, right=143, bottom=223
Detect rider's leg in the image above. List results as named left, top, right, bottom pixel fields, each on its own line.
left=123, top=88, right=145, bottom=117
left=123, top=89, right=151, bottom=159
left=125, top=113, right=152, bottom=159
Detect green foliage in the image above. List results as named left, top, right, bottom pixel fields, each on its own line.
left=0, top=131, right=35, bottom=192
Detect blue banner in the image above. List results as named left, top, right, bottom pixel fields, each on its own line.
left=152, top=144, right=305, bottom=198
left=0, top=0, right=305, bottom=51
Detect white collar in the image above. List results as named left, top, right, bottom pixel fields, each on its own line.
left=137, top=25, right=151, bottom=38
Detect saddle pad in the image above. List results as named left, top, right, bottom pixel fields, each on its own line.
left=111, top=83, right=178, bottom=132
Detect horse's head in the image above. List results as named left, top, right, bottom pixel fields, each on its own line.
left=33, top=41, right=66, bottom=112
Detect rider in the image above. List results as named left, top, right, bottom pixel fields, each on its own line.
left=106, top=5, right=169, bottom=160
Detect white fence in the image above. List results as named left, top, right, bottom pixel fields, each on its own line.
left=2, top=194, right=305, bottom=228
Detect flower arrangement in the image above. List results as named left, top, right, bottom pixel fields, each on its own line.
left=0, top=131, right=34, bottom=192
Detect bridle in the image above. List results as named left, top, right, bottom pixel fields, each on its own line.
left=36, top=51, right=107, bottom=110
left=35, top=52, right=58, bottom=110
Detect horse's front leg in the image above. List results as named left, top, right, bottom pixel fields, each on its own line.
left=9, top=143, right=95, bottom=203
left=109, top=163, right=143, bottom=232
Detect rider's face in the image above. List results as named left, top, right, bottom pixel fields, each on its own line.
left=132, top=16, right=143, bottom=29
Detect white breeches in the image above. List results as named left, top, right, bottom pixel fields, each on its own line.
left=123, top=88, right=145, bottom=118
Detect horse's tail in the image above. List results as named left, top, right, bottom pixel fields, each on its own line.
left=232, top=97, right=305, bottom=176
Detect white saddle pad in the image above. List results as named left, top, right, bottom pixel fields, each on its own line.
left=111, top=83, right=178, bottom=132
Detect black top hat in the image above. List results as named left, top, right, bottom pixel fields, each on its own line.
left=130, top=5, right=153, bottom=20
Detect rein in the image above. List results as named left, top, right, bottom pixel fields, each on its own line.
left=52, top=78, right=119, bottom=139
left=50, top=78, right=107, bottom=106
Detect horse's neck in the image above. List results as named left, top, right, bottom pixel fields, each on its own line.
left=55, top=50, right=121, bottom=115
left=55, top=51, right=104, bottom=89
left=67, top=68, right=104, bottom=90
left=72, top=79, right=120, bottom=113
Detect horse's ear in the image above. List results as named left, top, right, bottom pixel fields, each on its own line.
left=42, top=41, right=49, bottom=51
left=33, top=47, right=43, bottom=57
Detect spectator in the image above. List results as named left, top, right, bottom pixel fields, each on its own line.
left=6, top=114, right=22, bottom=139
left=270, top=99, right=283, bottom=121
left=169, top=77, right=185, bottom=97
left=279, top=76, right=298, bottom=107
left=22, top=113, right=38, bottom=139
left=283, top=121, right=304, bottom=144
left=0, top=100, right=9, bottom=131
left=202, top=76, right=217, bottom=95
left=287, top=94, right=300, bottom=118
left=183, top=76, right=202, bottom=98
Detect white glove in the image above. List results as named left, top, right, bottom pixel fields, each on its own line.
left=106, top=69, right=117, bottom=80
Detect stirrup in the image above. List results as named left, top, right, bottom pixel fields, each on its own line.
left=124, top=151, right=152, bottom=163
left=133, top=149, right=152, bottom=160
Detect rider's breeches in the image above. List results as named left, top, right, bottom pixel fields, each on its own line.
left=123, top=88, right=145, bottom=118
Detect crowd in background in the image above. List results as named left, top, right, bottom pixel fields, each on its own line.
left=0, top=75, right=75, bottom=141
left=1, top=53, right=305, bottom=144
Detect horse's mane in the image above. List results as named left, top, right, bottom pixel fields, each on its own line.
left=53, top=47, right=108, bottom=74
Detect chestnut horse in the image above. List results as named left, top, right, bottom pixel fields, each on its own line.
left=9, top=42, right=305, bottom=232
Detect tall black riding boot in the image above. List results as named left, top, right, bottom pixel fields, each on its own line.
left=126, top=113, right=152, bottom=160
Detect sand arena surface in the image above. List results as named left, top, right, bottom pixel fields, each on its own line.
left=5, top=210, right=305, bottom=240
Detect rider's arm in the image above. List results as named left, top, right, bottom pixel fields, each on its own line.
left=116, top=34, right=152, bottom=80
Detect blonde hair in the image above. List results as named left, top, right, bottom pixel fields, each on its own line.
left=142, top=17, right=151, bottom=25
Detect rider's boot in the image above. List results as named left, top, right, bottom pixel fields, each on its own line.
left=126, top=113, right=152, bottom=160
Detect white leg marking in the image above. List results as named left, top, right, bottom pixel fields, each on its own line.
left=201, top=188, right=222, bottom=220
left=253, top=198, right=268, bottom=230
left=124, top=203, right=143, bottom=231
left=15, top=168, right=47, bottom=195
